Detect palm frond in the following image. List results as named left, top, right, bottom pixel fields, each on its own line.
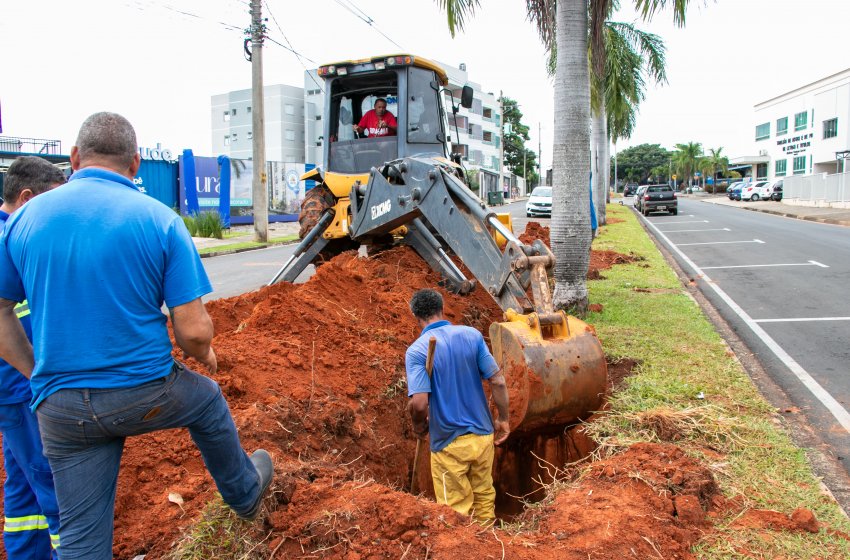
left=633, top=0, right=694, bottom=28
left=435, top=0, right=480, bottom=37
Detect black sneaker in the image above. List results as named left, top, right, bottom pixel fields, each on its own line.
left=238, top=449, right=273, bottom=521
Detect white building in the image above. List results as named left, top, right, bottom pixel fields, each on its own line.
left=732, top=68, right=850, bottom=181
left=211, top=84, right=305, bottom=162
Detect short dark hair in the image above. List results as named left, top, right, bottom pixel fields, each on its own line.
left=375, top=98, right=387, bottom=107
left=75, top=112, right=138, bottom=168
left=410, top=289, right=443, bottom=321
left=3, top=156, right=66, bottom=203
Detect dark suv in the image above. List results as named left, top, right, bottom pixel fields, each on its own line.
left=638, top=184, right=677, bottom=216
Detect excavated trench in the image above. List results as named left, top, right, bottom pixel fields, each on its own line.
left=104, top=225, right=657, bottom=558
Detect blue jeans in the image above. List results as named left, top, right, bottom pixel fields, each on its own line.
left=35, top=362, right=260, bottom=560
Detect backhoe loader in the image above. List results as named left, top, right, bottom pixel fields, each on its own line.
left=270, top=54, right=607, bottom=435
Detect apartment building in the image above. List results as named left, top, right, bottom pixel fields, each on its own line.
left=211, top=83, right=305, bottom=163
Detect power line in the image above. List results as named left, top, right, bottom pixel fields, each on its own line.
left=331, top=0, right=404, bottom=50
left=262, top=1, right=324, bottom=93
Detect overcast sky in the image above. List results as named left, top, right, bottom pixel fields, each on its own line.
left=1, top=0, right=848, bottom=170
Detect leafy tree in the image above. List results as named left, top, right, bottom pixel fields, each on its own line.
left=649, top=165, right=667, bottom=183
left=502, top=97, right=540, bottom=185
left=612, top=143, right=670, bottom=184
left=672, top=141, right=703, bottom=189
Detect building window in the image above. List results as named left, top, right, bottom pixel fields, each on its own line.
left=231, top=133, right=237, bottom=142
left=775, top=159, right=787, bottom=176
left=247, top=106, right=252, bottom=113
left=776, top=117, right=788, bottom=136
left=823, top=118, right=838, bottom=139
left=223, top=112, right=230, bottom=122
left=285, top=130, right=295, bottom=141
left=483, top=107, right=493, bottom=119
left=247, top=131, right=253, bottom=139
left=285, top=104, right=295, bottom=115
left=232, top=108, right=237, bottom=116
left=755, top=122, right=770, bottom=140
left=483, top=131, right=493, bottom=143
left=794, top=111, right=807, bottom=131
left=793, top=155, right=806, bottom=175
left=224, top=135, right=230, bottom=146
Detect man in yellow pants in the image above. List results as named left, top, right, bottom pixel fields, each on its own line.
left=405, top=289, right=510, bottom=524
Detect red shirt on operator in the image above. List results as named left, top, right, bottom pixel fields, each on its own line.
left=354, top=98, right=397, bottom=137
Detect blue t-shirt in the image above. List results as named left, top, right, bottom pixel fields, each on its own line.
left=0, top=210, right=32, bottom=405
left=0, top=167, right=212, bottom=410
left=405, top=320, right=500, bottom=452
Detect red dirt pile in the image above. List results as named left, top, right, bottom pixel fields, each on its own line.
left=0, top=223, right=771, bottom=559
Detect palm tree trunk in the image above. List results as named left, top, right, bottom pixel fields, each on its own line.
left=551, top=0, right=591, bottom=315
left=592, top=106, right=608, bottom=225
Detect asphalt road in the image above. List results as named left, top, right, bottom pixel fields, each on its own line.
left=634, top=197, right=850, bottom=507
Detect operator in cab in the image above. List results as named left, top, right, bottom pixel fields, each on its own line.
left=353, top=98, right=397, bottom=137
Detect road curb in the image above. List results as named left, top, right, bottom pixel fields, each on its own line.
left=737, top=205, right=850, bottom=227
left=199, top=240, right=298, bottom=259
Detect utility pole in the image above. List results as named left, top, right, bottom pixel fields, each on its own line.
left=538, top=122, right=543, bottom=186
left=498, top=91, right=504, bottom=202
left=250, top=0, right=268, bottom=242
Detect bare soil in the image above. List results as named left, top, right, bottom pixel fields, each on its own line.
left=0, top=222, right=832, bottom=559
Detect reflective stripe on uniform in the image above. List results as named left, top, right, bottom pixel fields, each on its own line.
left=14, top=301, right=29, bottom=319
left=4, top=514, right=48, bottom=532
left=51, top=532, right=60, bottom=548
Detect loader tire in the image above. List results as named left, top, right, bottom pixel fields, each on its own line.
left=299, top=185, right=336, bottom=239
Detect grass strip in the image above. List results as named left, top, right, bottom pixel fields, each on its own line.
left=198, top=235, right=298, bottom=255
left=585, top=203, right=850, bottom=558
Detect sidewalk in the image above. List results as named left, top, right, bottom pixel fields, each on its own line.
left=192, top=221, right=300, bottom=256
left=695, top=194, right=850, bottom=227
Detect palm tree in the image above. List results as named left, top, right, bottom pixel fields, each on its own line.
left=593, top=18, right=667, bottom=227
left=705, top=147, right=729, bottom=193
left=672, top=141, right=702, bottom=190
left=649, top=165, right=667, bottom=183
left=438, top=0, right=690, bottom=313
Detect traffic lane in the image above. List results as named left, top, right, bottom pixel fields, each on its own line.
left=202, top=244, right=314, bottom=301
left=641, top=202, right=850, bottom=432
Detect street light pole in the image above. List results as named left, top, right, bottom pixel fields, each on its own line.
left=250, top=0, right=268, bottom=242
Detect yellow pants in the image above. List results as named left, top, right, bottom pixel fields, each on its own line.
left=430, top=433, right=496, bottom=523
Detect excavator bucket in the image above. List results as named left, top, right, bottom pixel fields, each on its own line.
left=489, top=310, right=607, bottom=436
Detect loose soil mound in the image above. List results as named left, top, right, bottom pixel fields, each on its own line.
left=0, top=224, right=713, bottom=560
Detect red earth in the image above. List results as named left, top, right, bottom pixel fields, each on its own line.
left=0, top=223, right=833, bottom=559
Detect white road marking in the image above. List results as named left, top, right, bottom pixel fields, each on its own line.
left=677, top=239, right=765, bottom=246
left=659, top=227, right=730, bottom=233
left=754, top=317, right=850, bottom=323
left=642, top=218, right=850, bottom=435
left=701, top=261, right=829, bottom=270
left=662, top=220, right=710, bottom=224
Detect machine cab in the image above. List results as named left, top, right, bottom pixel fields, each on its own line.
left=318, top=55, right=451, bottom=177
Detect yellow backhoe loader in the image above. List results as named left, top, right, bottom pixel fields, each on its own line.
left=270, top=54, right=607, bottom=436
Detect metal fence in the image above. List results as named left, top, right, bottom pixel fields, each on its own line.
left=0, top=136, right=63, bottom=155
left=784, top=170, right=850, bottom=206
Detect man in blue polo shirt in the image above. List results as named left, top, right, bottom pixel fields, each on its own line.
left=0, top=112, right=273, bottom=559
left=0, top=156, right=65, bottom=559
left=405, top=289, right=509, bottom=524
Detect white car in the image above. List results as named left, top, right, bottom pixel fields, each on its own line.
left=526, top=186, right=552, bottom=217
left=741, top=181, right=770, bottom=201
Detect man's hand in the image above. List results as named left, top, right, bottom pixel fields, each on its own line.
left=353, top=124, right=363, bottom=135
left=378, top=120, right=387, bottom=129
left=197, top=347, right=217, bottom=375
left=413, top=423, right=429, bottom=440
left=493, top=419, right=510, bottom=445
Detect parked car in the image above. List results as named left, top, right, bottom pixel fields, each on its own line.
left=525, top=186, right=553, bottom=217
left=623, top=183, right=638, bottom=197
left=633, top=185, right=649, bottom=212
left=770, top=179, right=783, bottom=201
left=741, top=181, right=770, bottom=201
left=727, top=182, right=746, bottom=200
left=639, top=184, right=677, bottom=216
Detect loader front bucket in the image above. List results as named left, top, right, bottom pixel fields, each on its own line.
left=489, top=310, right=607, bottom=436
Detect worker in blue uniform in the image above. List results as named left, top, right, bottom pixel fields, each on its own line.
left=0, top=156, right=66, bottom=559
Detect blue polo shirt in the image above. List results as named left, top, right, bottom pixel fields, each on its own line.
left=405, top=320, right=499, bottom=452
left=0, top=167, right=212, bottom=410
left=0, top=210, right=32, bottom=405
